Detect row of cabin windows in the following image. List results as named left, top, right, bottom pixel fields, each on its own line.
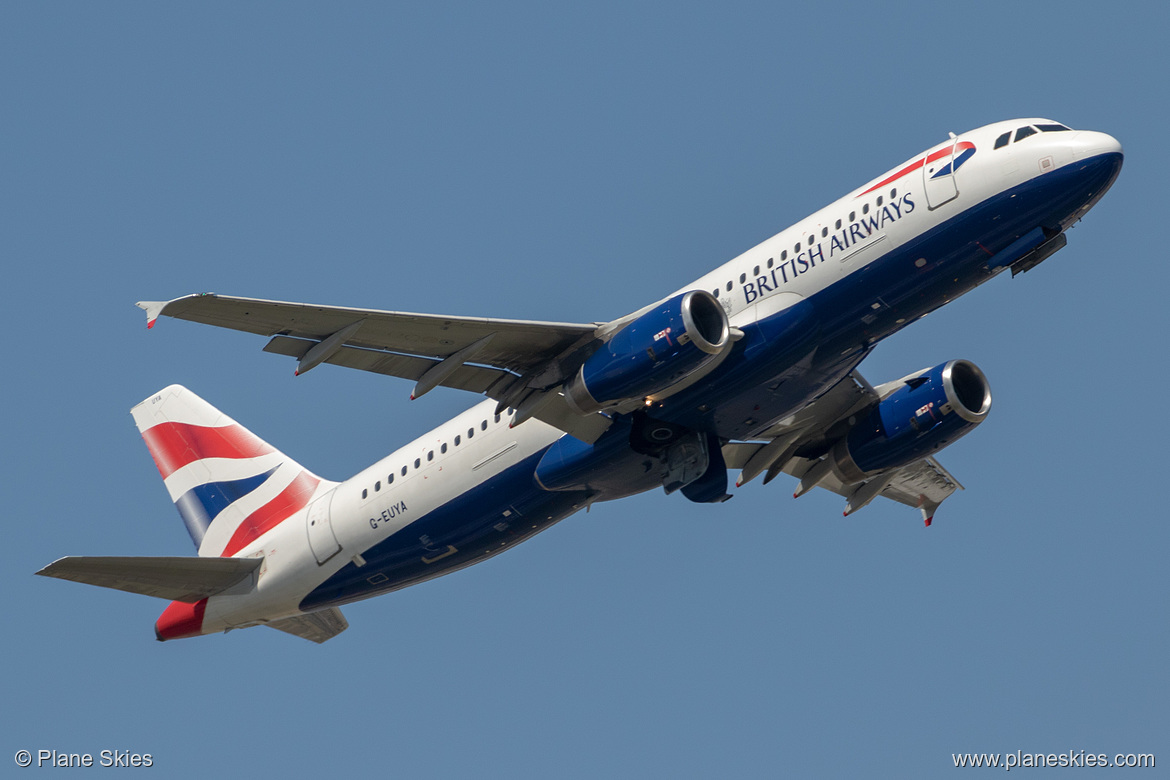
left=711, top=188, right=899, bottom=299
left=993, top=123, right=1071, bottom=150
left=360, top=411, right=510, bottom=499
left=706, top=124, right=1074, bottom=301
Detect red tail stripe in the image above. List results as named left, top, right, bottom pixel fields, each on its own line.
left=220, top=471, right=320, bottom=557
left=859, top=158, right=926, bottom=197
left=141, top=422, right=275, bottom=479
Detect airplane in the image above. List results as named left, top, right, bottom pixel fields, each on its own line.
left=38, top=118, right=1122, bottom=643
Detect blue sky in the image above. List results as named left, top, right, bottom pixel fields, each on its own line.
left=4, top=2, right=1166, bottom=776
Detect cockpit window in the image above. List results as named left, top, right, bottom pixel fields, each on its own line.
left=1036, top=123, right=1071, bottom=132
left=994, top=132, right=1010, bottom=150
left=1014, top=126, right=1038, bottom=143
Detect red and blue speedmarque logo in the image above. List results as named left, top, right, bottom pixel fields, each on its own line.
left=860, top=140, right=977, bottom=196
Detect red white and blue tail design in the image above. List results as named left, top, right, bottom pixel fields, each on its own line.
left=131, top=385, right=333, bottom=557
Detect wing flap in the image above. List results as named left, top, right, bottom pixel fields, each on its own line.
left=36, top=556, right=262, bottom=603
left=781, top=455, right=961, bottom=518
left=879, top=458, right=963, bottom=522
left=264, top=336, right=510, bottom=394
left=264, top=335, right=613, bottom=443
left=267, top=607, right=348, bottom=643
left=721, top=441, right=766, bottom=471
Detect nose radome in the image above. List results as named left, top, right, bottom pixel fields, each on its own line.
left=1075, top=130, right=1123, bottom=159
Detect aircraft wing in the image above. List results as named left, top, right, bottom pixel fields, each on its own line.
left=137, top=294, right=612, bottom=443
left=722, top=370, right=962, bottom=524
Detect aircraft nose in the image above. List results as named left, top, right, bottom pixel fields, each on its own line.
left=1057, top=130, right=1123, bottom=215
left=1074, top=130, right=1123, bottom=160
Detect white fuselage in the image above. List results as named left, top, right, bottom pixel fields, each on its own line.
left=198, top=119, right=1122, bottom=634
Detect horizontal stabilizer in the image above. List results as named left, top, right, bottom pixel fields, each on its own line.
left=36, top=556, right=262, bottom=603
left=267, top=607, right=348, bottom=643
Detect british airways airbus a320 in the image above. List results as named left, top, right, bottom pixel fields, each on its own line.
left=40, top=119, right=1122, bottom=643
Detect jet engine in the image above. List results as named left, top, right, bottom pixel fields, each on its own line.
left=829, top=359, right=992, bottom=483
left=564, top=290, right=731, bottom=414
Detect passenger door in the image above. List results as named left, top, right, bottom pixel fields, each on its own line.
left=923, top=142, right=959, bottom=210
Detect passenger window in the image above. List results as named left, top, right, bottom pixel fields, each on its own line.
left=835, top=219, right=842, bottom=229
left=739, top=273, right=746, bottom=284
left=712, top=288, right=719, bottom=298
left=494, top=413, right=501, bottom=423
left=414, top=458, right=420, bottom=469
left=767, top=258, right=774, bottom=268
left=807, top=234, right=814, bottom=245
left=821, top=227, right=828, bottom=237
left=1015, top=126, right=1037, bottom=142
left=455, top=435, right=461, bottom=445
left=795, top=242, right=801, bottom=252
left=362, top=489, right=368, bottom=499
left=481, top=421, right=487, bottom=431
left=726, top=281, right=732, bottom=291
left=388, top=473, right=394, bottom=484
left=781, top=250, right=787, bottom=261
left=890, top=188, right=896, bottom=198
left=994, top=132, right=1010, bottom=149
left=753, top=265, right=759, bottom=276
left=862, top=204, right=869, bottom=214
left=441, top=443, right=447, bottom=454
left=374, top=481, right=381, bottom=492
left=849, top=211, right=855, bottom=221
left=876, top=196, right=883, bottom=207
left=401, top=465, right=408, bottom=476
left=427, top=451, right=433, bottom=461
left=468, top=428, right=474, bottom=438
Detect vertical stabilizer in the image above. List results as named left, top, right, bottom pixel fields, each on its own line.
left=131, top=385, right=332, bottom=557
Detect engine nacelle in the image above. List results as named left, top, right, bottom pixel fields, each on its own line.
left=830, top=359, right=992, bottom=482
left=564, top=290, right=730, bottom=414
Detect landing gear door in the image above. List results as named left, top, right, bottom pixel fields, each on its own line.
left=306, top=491, right=341, bottom=565
left=923, top=141, right=959, bottom=210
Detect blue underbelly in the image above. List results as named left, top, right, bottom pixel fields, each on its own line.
left=300, top=450, right=588, bottom=611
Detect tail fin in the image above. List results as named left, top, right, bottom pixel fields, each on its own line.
left=132, top=385, right=331, bottom=557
